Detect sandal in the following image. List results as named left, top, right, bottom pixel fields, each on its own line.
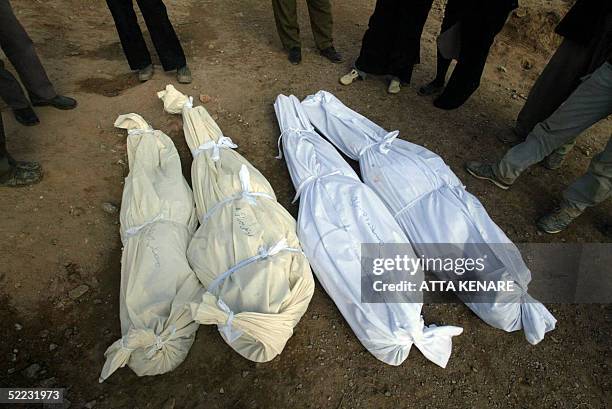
left=340, top=69, right=366, bottom=86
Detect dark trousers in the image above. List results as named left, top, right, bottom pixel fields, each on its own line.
left=434, top=0, right=514, bottom=107
left=0, top=0, right=56, bottom=110
left=106, top=0, right=186, bottom=71
left=271, top=0, right=334, bottom=50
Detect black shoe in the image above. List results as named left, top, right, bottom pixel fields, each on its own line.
left=13, top=107, right=40, bottom=126
left=31, top=95, right=77, bottom=110
left=288, top=47, right=302, bottom=65
left=433, top=94, right=463, bottom=110
left=320, top=46, right=343, bottom=64
left=418, top=80, right=445, bottom=96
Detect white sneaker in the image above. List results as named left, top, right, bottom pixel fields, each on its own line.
left=387, top=78, right=401, bottom=94
left=340, top=69, right=363, bottom=86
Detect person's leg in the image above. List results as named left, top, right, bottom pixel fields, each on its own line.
left=106, top=0, right=152, bottom=70
left=0, top=59, right=40, bottom=125
left=563, top=136, right=612, bottom=213
left=538, top=136, right=612, bottom=233
left=306, top=0, right=333, bottom=50
left=384, top=0, right=433, bottom=84
left=418, top=0, right=457, bottom=95
left=271, top=0, right=301, bottom=50
left=354, top=0, right=396, bottom=75
left=136, top=0, right=187, bottom=71
left=515, top=39, right=593, bottom=139
left=0, top=112, right=42, bottom=187
left=0, top=58, right=30, bottom=110
left=434, top=5, right=511, bottom=109
left=0, top=0, right=55, bottom=102
left=494, top=63, right=612, bottom=184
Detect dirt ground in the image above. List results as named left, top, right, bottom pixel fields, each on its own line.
left=1, top=0, right=610, bottom=408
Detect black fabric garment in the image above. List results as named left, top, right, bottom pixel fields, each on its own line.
left=106, top=0, right=186, bottom=71
left=0, top=0, right=56, bottom=109
left=434, top=0, right=517, bottom=109
left=556, top=0, right=611, bottom=46
left=354, top=0, right=434, bottom=83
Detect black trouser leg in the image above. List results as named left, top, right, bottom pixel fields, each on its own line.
left=0, top=0, right=55, bottom=106
left=136, top=0, right=186, bottom=71
left=0, top=59, right=29, bottom=110
left=106, top=0, right=153, bottom=70
left=433, top=49, right=452, bottom=84
left=435, top=6, right=510, bottom=109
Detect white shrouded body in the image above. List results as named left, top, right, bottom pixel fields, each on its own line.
left=301, top=90, right=556, bottom=345
left=274, top=94, right=462, bottom=367
left=99, top=113, right=201, bottom=382
left=159, top=85, right=314, bottom=362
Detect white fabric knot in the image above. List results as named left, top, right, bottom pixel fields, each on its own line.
left=358, top=130, right=399, bottom=156
left=258, top=238, right=289, bottom=259
left=193, top=136, right=237, bottom=160
left=292, top=168, right=341, bottom=203
left=276, top=126, right=315, bottom=159
left=122, top=214, right=163, bottom=240
left=206, top=238, right=301, bottom=293
left=127, top=128, right=154, bottom=136
left=216, top=299, right=243, bottom=343
left=144, top=326, right=177, bottom=359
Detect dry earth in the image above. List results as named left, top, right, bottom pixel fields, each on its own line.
left=0, top=1, right=610, bottom=408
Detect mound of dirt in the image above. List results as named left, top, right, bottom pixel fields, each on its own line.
left=501, top=0, right=574, bottom=55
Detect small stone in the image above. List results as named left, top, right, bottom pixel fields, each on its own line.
left=69, top=284, right=89, bottom=300
left=7, top=368, right=15, bottom=374
left=241, top=370, right=249, bottom=378
left=497, top=66, right=507, bottom=73
left=101, top=202, right=118, bottom=215
left=199, top=94, right=212, bottom=104
left=23, top=363, right=41, bottom=379
left=69, top=206, right=84, bottom=217
left=219, top=388, right=225, bottom=394
left=521, top=60, right=533, bottom=70
left=7, top=352, right=17, bottom=362
left=49, top=343, right=58, bottom=351
left=384, top=391, right=392, bottom=397
left=93, top=299, right=102, bottom=305
left=296, top=383, right=303, bottom=390
left=14, top=323, right=23, bottom=331
left=514, top=8, right=527, bottom=18
left=39, top=329, right=50, bottom=338
left=84, top=400, right=97, bottom=409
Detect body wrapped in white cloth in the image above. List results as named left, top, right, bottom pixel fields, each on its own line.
left=301, top=90, right=556, bottom=345
left=99, top=113, right=201, bottom=382
left=159, top=85, right=314, bottom=362
left=274, top=94, right=462, bottom=367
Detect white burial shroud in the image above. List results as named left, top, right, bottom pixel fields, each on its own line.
left=99, top=114, right=201, bottom=382
left=158, top=85, right=315, bottom=362
left=274, top=94, right=462, bottom=368
left=301, top=90, right=556, bottom=345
